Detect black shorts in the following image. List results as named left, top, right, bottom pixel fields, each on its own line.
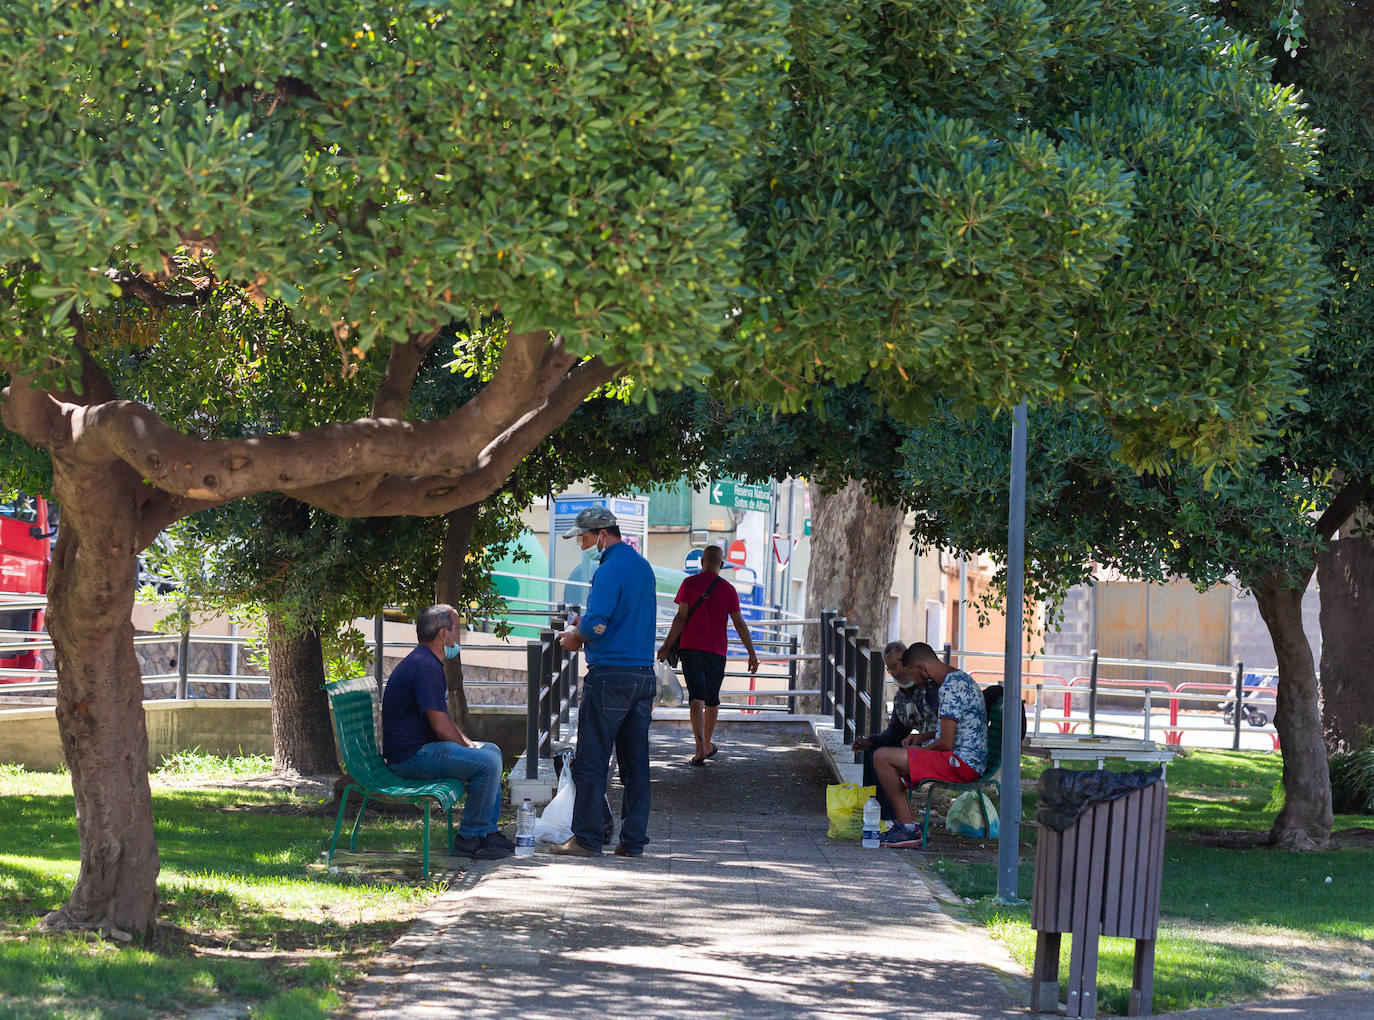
left=679, top=648, right=727, bottom=707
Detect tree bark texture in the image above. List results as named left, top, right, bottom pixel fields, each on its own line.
left=42, top=464, right=160, bottom=938
left=436, top=504, right=480, bottom=729
left=1316, top=536, right=1374, bottom=754
left=1254, top=578, right=1334, bottom=850
left=800, top=480, right=905, bottom=699
left=265, top=612, right=335, bottom=775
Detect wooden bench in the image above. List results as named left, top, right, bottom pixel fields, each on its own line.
left=1030, top=780, right=1168, bottom=1017
left=324, top=677, right=467, bottom=878
left=906, top=697, right=1004, bottom=848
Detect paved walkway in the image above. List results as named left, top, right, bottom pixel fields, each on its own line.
left=343, top=719, right=1369, bottom=1019
left=344, top=719, right=1029, bottom=1018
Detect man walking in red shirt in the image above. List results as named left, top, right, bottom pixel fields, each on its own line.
left=657, top=545, right=759, bottom=765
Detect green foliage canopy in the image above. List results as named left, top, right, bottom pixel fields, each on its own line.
left=734, top=0, right=1326, bottom=470
left=0, top=0, right=786, bottom=385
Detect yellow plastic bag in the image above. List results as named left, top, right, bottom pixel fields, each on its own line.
left=825, top=783, right=876, bottom=839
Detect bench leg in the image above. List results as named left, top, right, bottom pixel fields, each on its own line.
left=1030, top=930, right=1061, bottom=1012
left=977, top=788, right=991, bottom=838
left=1129, top=938, right=1156, bottom=1016
left=921, top=788, right=935, bottom=848
left=349, top=792, right=371, bottom=851
left=422, top=803, right=431, bottom=879
left=328, top=787, right=354, bottom=865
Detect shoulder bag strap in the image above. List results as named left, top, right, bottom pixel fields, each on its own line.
left=683, top=575, right=722, bottom=623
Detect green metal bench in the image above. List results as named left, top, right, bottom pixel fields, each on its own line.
left=907, top=696, right=1004, bottom=849
left=324, top=677, right=467, bottom=878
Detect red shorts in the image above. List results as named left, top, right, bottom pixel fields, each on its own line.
left=907, top=748, right=980, bottom=783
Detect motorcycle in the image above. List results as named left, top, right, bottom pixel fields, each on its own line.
left=1219, top=673, right=1277, bottom=728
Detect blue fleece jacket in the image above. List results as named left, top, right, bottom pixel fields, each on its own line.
left=577, top=541, right=656, bottom=667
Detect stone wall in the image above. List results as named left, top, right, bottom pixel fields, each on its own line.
left=1230, top=580, right=1321, bottom=672
left=1039, top=584, right=1093, bottom=684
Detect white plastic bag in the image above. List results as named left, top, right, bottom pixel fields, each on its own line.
left=533, top=761, right=575, bottom=844
left=654, top=659, right=685, bottom=707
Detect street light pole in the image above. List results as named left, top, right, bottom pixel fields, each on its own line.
left=998, top=402, right=1027, bottom=903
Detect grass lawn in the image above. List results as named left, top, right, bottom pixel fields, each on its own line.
left=924, top=751, right=1374, bottom=1014
left=0, top=754, right=448, bottom=1020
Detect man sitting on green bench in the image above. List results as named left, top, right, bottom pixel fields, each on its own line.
left=871, top=642, right=987, bottom=849
left=381, top=604, right=513, bottom=860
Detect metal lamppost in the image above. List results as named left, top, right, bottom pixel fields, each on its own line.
left=997, top=402, right=1027, bottom=902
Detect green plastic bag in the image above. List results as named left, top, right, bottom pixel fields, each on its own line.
left=826, top=783, right=875, bottom=839
left=946, top=790, right=999, bottom=838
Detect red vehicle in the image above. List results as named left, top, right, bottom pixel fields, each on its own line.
left=0, top=494, right=53, bottom=673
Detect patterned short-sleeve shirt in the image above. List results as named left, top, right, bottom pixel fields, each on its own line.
left=938, top=669, right=987, bottom=774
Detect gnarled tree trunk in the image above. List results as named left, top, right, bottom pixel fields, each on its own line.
left=1254, top=577, right=1333, bottom=850
left=800, top=479, right=904, bottom=702
left=437, top=503, right=480, bottom=729
left=258, top=496, right=336, bottom=775
left=265, top=612, right=334, bottom=775
left=43, top=464, right=160, bottom=938
left=1316, top=536, right=1374, bottom=755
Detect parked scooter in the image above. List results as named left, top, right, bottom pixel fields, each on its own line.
left=1219, top=672, right=1277, bottom=728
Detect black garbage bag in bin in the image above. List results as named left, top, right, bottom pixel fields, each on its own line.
left=1036, top=766, right=1164, bottom=832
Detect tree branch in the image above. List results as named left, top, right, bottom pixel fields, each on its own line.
left=56, top=351, right=617, bottom=516
left=106, top=272, right=215, bottom=310
left=281, top=357, right=622, bottom=517
left=1315, top=479, right=1371, bottom=542
left=371, top=329, right=440, bottom=418
left=452, top=329, right=556, bottom=437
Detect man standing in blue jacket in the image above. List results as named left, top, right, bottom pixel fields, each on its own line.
left=552, top=505, right=657, bottom=857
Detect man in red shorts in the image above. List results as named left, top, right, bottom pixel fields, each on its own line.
left=872, top=642, right=987, bottom=848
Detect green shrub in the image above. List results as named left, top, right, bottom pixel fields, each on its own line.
left=1329, top=745, right=1374, bottom=816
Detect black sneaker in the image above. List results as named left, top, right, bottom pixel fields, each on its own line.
left=453, top=834, right=513, bottom=860
left=485, top=830, right=515, bottom=851
left=878, top=822, right=923, bottom=849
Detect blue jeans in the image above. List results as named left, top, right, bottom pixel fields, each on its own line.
left=390, top=741, right=503, bottom=840
left=571, top=666, right=655, bottom=853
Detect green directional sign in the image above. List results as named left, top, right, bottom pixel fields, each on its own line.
left=709, top=479, right=772, bottom=513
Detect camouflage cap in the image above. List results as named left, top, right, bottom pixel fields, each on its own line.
left=562, top=504, right=618, bottom=539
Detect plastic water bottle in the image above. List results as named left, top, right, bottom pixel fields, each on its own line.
left=861, top=797, right=880, bottom=848
left=516, top=798, right=536, bottom=857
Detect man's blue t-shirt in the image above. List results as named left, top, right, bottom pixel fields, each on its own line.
left=577, top=540, right=656, bottom=667
left=380, top=645, right=449, bottom=764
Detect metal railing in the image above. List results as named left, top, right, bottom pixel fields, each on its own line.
left=525, top=627, right=580, bottom=779
left=818, top=610, right=884, bottom=750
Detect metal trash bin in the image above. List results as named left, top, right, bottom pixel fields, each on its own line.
left=1030, top=768, right=1168, bottom=1017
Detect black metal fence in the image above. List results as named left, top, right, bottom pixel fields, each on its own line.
left=524, top=626, right=580, bottom=779
left=818, top=610, right=884, bottom=753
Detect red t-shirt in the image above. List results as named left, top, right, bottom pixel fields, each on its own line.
left=675, top=572, right=740, bottom=656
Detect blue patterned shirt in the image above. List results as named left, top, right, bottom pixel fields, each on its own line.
left=938, top=669, right=988, bottom=774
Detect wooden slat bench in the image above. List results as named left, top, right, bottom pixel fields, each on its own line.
left=1030, top=779, right=1168, bottom=1017
left=324, top=677, right=467, bottom=878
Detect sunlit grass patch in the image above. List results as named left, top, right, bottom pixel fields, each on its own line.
left=0, top=756, right=446, bottom=1019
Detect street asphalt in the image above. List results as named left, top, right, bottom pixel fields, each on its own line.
left=340, top=718, right=1369, bottom=1019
